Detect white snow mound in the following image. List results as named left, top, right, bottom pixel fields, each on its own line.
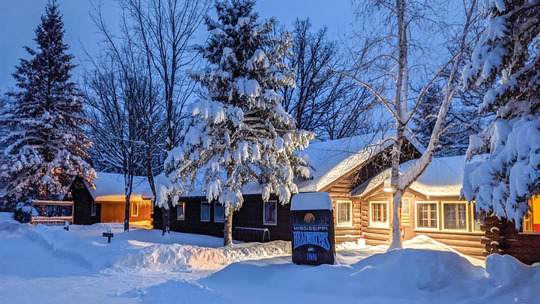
left=116, top=240, right=291, bottom=271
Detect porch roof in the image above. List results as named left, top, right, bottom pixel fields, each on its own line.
left=350, top=155, right=472, bottom=199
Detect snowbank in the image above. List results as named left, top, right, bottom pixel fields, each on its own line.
left=1, top=213, right=539, bottom=304
left=116, top=241, right=291, bottom=271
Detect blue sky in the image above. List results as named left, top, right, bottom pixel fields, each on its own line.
left=0, top=0, right=356, bottom=93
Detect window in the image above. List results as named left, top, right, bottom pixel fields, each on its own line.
left=443, top=202, right=467, bottom=230
left=337, top=201, right=352, bottom=226
left=177, top=202, right=185, bottom=221
left=131, top=203, right=139, bottom=217
left=523, top=195, right=540, bottom=232
left=370, top=201, right=389, bottom=228
left=263, top=200, right=277, bottom=225
left=214, top=202, right=225, bottom=223
left=473, top=208, right=486, bottom=232
left=201, top=201, right=210, bottom=222
left=401, top=198, right=410, bottom=225
left=416, top=202, right=438, bottom=229
left=90, top=201, right=96, bottom=217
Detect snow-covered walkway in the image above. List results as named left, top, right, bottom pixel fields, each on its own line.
left=0, top=213, right=538, bottom=304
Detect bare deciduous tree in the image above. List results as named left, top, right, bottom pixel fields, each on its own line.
left=118, top=0, right=210, bottom=233
left=84, top=5, right=161, bottom=231
left=342, top=0, right=482, bottom=249
left=282, top=19, right=375, bottom=140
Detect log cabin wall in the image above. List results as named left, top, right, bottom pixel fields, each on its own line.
left=482, top=216, right=540, bottom=265
left=322, top=142, right=421, bottom=245
left=361, top=188, right=485, bottom=259
left=100, top=200, right=153, bottom=224
left=324, top=178, right=362, bottom=243
left=360, top=191, right=392, bottom=246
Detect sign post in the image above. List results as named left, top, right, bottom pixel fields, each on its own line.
left=290, top=193, right=335, bottom=265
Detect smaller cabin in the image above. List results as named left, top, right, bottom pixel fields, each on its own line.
left=70, top=172, right=154, bottom=228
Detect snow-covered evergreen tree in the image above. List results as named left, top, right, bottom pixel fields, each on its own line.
left=159, top=0, right=313, bottom=245
left=462, top=0, right=539, bottom=225
left=0, top=1, right=95, bottom=216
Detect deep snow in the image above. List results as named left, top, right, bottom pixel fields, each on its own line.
left=0, top=213, right=538, bottom=304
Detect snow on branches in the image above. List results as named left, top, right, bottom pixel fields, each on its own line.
left=462, top=0, right=540, bottom=225
left=159, top=0, right=313, bottom=213
left=0, top=2, right=95, bottom=207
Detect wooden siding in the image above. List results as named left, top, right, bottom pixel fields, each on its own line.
left=362, top=187, right=485, bottom=259
left=154, top=195, right=291, bottom=241
left=324, top=141, right=420, bottom=244
left=70, top=177, right=100, bottom=225
left=100, top=201, right=152, bottom=224
left=154, top=197, right=224, bottom=237
left=482, top=216, right=540, bottom=265
left=414, top=230, right=484, bottom=259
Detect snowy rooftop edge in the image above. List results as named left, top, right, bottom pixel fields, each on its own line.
left=350, top=155, right=484, bottom=199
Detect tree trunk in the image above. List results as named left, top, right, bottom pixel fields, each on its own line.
left=223, top=206, right=234, bottom=246
left=124, top=193, right=131, bottom=231
left=389, top=190, right=404, bottom=250
left=162, top=200, right=170, bottom=235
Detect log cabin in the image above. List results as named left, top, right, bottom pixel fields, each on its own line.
left=154, top=133, right=423, bottom=243
left=351, top=155, right=540, bottom=263
left=351, top=155, right=486, bottom=259
left=69, top=172, right=154, bottom=228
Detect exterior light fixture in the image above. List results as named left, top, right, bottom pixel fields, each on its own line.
left=383, top=180, right=393, bottom=192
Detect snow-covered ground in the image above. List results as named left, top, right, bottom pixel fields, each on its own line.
left=0, top=213, right=538, bottom=304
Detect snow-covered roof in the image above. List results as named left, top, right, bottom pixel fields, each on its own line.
left=296, top=133, right=400, bottom=192
left=84, top=172, right=153, bottom=203
left=351, top=155, right=473, bottom=199
left=164, top=132, right=422, bottom=198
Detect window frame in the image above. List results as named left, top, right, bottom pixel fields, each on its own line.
left=415, top=201, right=439, bottom=230
left=200, top=201, right=210, bottom=222
left=336, top=200, right=353, bottom=227
left=131, top=202, right=139, bottom=217
left=400, top=198, right=410, bottom=226
left=522, top=195, right=540, bottom=234
left=471, top=203, right=487, bottom=232
left=263, top=200, right=278, bottom=226
left=214, top=201, right=225, bottom=223
left=177, top=202, right=185, bottom=221
left=442, top=201, right=468, bottom=231
left=369, top=201, right=389, bottom=228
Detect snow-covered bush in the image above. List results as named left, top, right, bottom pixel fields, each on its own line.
left=13, top=201, right=33, bottom=223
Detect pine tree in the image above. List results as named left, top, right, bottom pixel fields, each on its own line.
left=0, top=1, right=95, bottom=217
left=159, top=0, right=313, bottom=245
left=462, top=0, right=539, bottom=224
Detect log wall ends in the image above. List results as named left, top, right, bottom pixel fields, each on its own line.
left=482, top=216, right=540, bottom=265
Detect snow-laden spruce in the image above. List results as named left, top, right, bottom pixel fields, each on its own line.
left=158, top=0, right=313, bottom=245
left=461, top=0, right=539, bottom=225
left=0, top=1, right=95, bottom=217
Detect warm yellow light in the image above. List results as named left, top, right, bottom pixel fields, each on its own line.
left=383, top=180, right=393, bottom=192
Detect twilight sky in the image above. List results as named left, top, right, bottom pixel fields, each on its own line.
left=0, top=0, right=356, bottom=93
